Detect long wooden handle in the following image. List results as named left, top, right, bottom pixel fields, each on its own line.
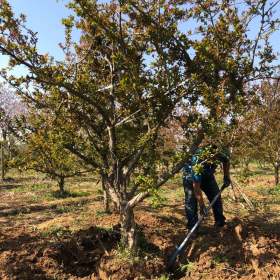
left=167, top=186, right=225, bottom=269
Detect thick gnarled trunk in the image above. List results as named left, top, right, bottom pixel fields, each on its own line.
left=102, top=175, right=137, bottom=250
left=120, top=203, right=137, bottom=250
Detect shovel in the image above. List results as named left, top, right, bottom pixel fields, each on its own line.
left=167, top=184, right=227, bottom=270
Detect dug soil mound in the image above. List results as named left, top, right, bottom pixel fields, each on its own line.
left=174, top=217, right=280, bottom=279
left=0, top=225, right=120, bottom=280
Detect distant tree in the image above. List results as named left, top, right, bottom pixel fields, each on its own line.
left=0, top=0, right=278, bottom=250
left=236, top=79, right=280, bottom=185
left=12, top=107, right=89, bottom=194
left=0, top=84, right=25, bottom=180
left=157, top=119, right=185, bottom=172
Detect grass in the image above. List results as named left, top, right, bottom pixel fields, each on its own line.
left=30, top=183, right=50, bottom=191
left=116, top=242, right=139, bottom=263
left=41, top=225, right=72, bottom=238
left=2, top=176, right=97, bottom=205
left=115, top=231, right=158, bottom=265
left=168, top=174, right=182, bottom=185
left=268, top=185, right=280, bottom=195
left=212, top=255, right=230, bottom=266
left=55, top=204, right=82, bottom=214
left=95, top=209, right=109, bottom=217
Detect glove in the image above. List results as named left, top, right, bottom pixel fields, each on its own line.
left=199, top=205, right=208, bottom=216
left=222, top=176, right=231, bottom=189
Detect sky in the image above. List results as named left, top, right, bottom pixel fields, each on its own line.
left=0, top=0, right=280, bottom=73
left=0, top=0, right=78, bottom=66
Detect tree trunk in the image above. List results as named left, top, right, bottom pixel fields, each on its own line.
left=101, top=177, right=110, bottom=213
left=1, top=142, right=5, bottom=181
left=243, top=159, right=250, bottom=176
left=120, top=203, right=137, bottom=251
left=102, top=174, right=137, bottom=249
left=102, top=176, right=120, bottom=213
left=58, top=177, right=65, bottom=194
left=274, top=164, right=279, bottom=186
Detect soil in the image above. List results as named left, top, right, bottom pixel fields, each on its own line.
left=0, top=175, right=280, bottom=280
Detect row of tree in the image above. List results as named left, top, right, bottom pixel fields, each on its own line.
left=234, top=79, right=280, bottom=185
left=0, top=0, right=279, bottom=250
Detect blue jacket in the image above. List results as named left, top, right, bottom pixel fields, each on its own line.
left=183, top=146, right=229, bottom=183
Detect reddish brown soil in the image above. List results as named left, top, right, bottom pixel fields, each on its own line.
left=0, top=178, right=280, bottom=280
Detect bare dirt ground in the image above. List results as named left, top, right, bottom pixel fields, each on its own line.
left=0, top=169, right=280, bottom=280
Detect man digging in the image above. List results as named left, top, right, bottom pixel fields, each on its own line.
left=183, top=143, right=231, bottom=232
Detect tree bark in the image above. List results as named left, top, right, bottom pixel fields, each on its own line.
left=1, top=130, right=7, bottom=181
left=101, top=177, right=110, bottom=213
left=120, top=203, right=137, bottom=251
left=58, top=177, right=65, bottom=194
left=1, top=142, right=4, bottom=181
left=274, top=164, right=279, bottom=186
left=102, top=175, right=137, bottom=249
left=101, top=175, right=121, bottom=212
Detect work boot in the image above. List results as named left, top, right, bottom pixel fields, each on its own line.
left=214, top=220, right=227, bottom=228
left=215, top=222, right=229, bottom=238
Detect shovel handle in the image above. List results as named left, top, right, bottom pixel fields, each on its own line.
left=167, top=185, right=225, bottom=269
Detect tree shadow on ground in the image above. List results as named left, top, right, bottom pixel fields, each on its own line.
left=50, top=190, right=92, bottom=199
left=0, top=183, right=23, bottom=191
left=138, top=202, right=185, bottom=215
left=157, top=214, right=186, bottom=227
left=0, top=195, right=102, bottom=217
left=46, top=226, right=121, bottom=278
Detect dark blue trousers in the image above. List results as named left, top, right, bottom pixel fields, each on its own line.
left=183, top=175, right=225, bottom=229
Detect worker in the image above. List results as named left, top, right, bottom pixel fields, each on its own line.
left=183, top=144, right=231, bottom=231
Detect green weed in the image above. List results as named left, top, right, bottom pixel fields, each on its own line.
left=30, top=183, right=49, bottom=191
left=116, top=241, right=140, bottom=264
left=269, top=185, right=280, bottom=195
left=12, top=185, right=27, bottom=193
left=157, top=274, right=170, bottom=280
left=212, top=255, right=230, bottom=267
left=29, top=193, right=40, bottom=202
left=41, top=225, right=71, bottom=238
left=55, top=204, right=81, bottom=214
left=169, top=175, right=182, bottom=185
left=95, top=209, right=109, bottom=217
left=150, top=191, right=168, bottom=209
left=96, top=188, right=103, bottom=195
left=179, top=261, right=196, bottom=273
